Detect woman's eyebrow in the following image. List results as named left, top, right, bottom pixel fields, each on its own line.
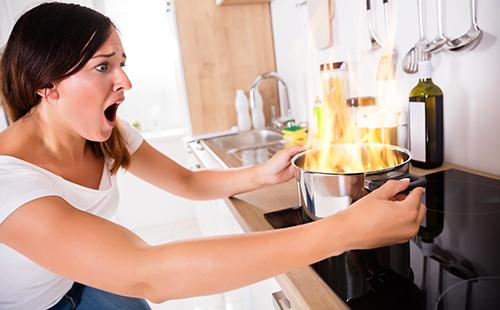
left=92, top=52, right=115, bottom=58
left=91, top=52, right=126, bottom=59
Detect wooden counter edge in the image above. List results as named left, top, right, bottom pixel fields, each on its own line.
left=410, top=162, right=500, bottom=179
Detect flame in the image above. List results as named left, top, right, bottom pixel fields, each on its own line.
left=305, top=68, right=404, bottom=174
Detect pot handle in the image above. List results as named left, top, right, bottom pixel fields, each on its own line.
left=365, top=173, right=427, bottom=195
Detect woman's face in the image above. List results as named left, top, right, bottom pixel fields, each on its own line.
left=53, top=29, right=132, bottom=142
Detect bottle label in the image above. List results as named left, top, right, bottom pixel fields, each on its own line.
left=409, top=101, right=426, bottom=162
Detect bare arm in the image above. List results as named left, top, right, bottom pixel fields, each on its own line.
left=127, top=140, right=304, bottom=200
left=0, top=180, right=425, bottom=303
left=0, top=196, right=347, bottom=302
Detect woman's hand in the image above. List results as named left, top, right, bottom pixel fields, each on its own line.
left=337, top=179, right=426, bottom=251
left=256, top=145, right=306, bottom=186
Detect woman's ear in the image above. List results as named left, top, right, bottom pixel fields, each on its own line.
left=36, top=83, right=59, bottom=101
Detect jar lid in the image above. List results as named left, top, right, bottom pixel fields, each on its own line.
left=346, top=96, right=376, bottom=107
left=320, top=62, right=344, bottom=71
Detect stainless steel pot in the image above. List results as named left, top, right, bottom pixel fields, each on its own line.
left=292, top=143, right=425, bottom=220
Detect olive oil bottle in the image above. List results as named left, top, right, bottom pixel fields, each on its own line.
left=409, top=60, right=443, bottom=169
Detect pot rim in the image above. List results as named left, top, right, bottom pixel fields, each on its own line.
left=291, top=143, right=412, bottom=176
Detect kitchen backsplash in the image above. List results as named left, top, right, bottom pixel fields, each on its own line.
left=270, top=0, right=500, bottom=175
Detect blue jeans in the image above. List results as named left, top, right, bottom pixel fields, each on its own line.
left=50, top=282, right=151, bottom=310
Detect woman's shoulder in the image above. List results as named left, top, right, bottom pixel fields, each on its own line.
left=0, top=122, right=42, bottom=162
left=0, top=127, right=55, bottom=181
left=0, top=154, right=62, bottom=225
left=0, top=154, right=56, bottom=184
left=0, top=124, right=25, bottom=156
left=0, top=127, right=11, bottom=155
left=0, top=130, right=62, bottom=206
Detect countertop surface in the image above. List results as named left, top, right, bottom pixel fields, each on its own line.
left=221, top=162, right=499, bottom=309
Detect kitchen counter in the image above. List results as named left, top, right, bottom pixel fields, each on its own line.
left=221, top=162, right=499, bottom=309
left=186, top=135, right=500, bottom=309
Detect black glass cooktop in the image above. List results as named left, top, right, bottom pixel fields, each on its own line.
left=264, top=169, right=500, bottom=310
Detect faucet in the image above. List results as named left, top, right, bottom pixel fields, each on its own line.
left=249, top=72, right=294, bottom=129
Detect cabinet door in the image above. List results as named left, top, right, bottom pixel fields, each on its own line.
left=195, top=199, right=281, bottom=309
left=176, top=0, right=278, bottom=134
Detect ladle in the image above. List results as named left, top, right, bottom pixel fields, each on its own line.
left=423, top=0, right=453, bottom=53
left=447, top=0, right=482, bottom=52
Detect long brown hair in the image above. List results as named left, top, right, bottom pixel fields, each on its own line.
left=0, top=2, right=130, bottom=174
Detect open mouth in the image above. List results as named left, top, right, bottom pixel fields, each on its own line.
left=104, top=103, right=119, bottom=123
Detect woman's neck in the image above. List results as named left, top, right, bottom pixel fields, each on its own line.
left=20, top=111, right=88, bottom=163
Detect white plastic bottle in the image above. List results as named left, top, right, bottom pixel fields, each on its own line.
left=250, top=89, right=265, bottom=130
left=235, top=90, right=251, bottom=131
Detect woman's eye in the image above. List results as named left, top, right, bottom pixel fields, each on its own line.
left=120, top=62, right=126, bottom=68
left=95, top=63, right=109, bottom=72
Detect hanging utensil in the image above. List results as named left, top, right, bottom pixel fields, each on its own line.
left=402, top=0, right=428, bottom=74
left=376, top=0, right=398, bottom=80
left=366, top=0, right=382, bottom=49
left=447, top=0, right=482, bottom=52
left=423, top=0, right=452, bottom=53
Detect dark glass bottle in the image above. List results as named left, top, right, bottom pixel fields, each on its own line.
left=409, top=60, right=444, bottom=169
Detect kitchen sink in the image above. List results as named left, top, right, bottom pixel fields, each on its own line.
left=206, top=129, right=283, bottom=151
left=196, top=129, right=286, bottom=168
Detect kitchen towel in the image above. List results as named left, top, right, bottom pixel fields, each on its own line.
left=307, top=0, right=335, bottom=50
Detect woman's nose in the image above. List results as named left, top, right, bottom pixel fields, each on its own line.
left=113, top=68, right=132, bottom=92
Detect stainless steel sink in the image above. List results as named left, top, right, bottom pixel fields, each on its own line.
left=199, top=129, right=285, bottom=168
left=207, top=129, right=282, bottom=150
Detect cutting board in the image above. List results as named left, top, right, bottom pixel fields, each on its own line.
left=307, top=0, right=335, bottom=50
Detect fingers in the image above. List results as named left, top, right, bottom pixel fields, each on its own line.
left=394, top=188, right=425, bottom=241
left=392, top=193, right=407, bottom=201
left=416, top=203, right=426, bottom=225
left=277, top=145, right=306, bottom=161
left=373, top=179, right=410, bottom=199
left=402, top=203, right=426, bottom=240
left=399, top=186, right=425, bottom=209
left=287, top=145, right=307, bottom=157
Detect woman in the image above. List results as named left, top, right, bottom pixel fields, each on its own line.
left=0, top=2, right=425, bottom=309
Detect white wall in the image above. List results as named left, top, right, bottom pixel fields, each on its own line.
left=271, top=0, right=500, bottom=175
left=0, top=0, right=94, bottom=44
left=94, top=0, right=192, bottom=134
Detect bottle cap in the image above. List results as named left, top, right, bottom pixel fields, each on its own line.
left=418, top=60, right=432, bottom=79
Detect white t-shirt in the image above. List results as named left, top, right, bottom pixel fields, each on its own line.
left=0, top=121, right=144, bottom=310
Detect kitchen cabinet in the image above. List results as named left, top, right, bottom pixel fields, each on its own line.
left=186, top=138, right=282, bottom=310
left=175, top=0, right=279, bottom=134
left=116, top=134, right=196, bottom=229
